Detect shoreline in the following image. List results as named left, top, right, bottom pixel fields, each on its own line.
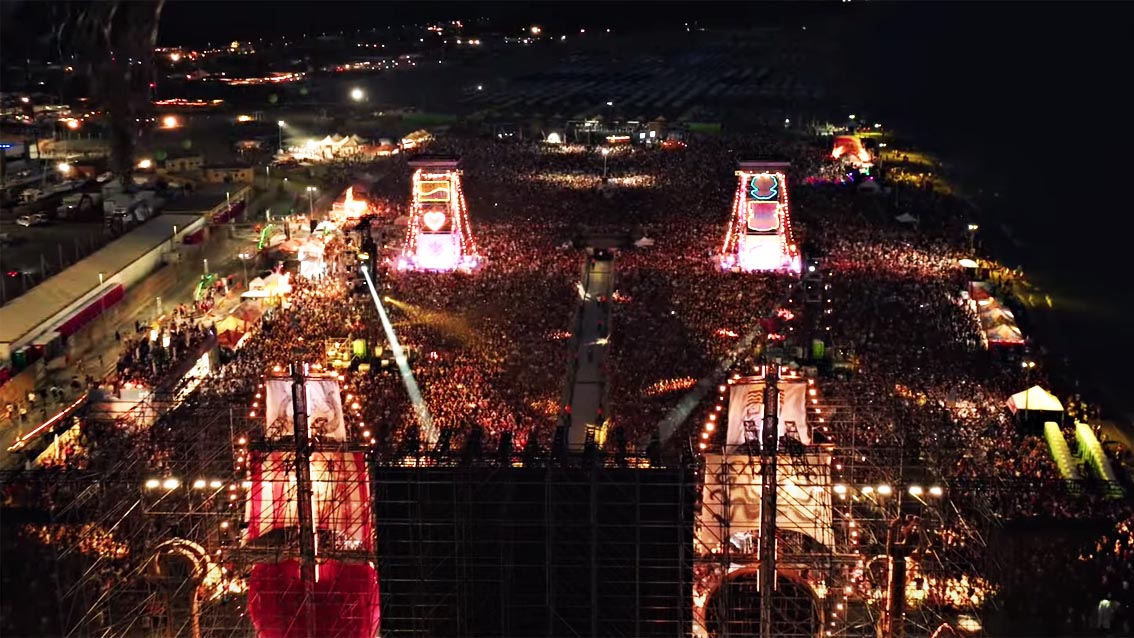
left=882, top=136, right=1132, bottom=439
left=946, top=162, right=1134, bottom=434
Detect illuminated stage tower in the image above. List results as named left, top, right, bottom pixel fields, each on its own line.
left=719, top=160, right=801, bottom=274
left=399, top=157, right=481, bottom=272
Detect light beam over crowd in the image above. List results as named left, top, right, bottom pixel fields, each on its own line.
left=361, top=265, right=437, bottom=447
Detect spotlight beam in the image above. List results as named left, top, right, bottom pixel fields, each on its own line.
left=361, top=266, right=437, bottom=447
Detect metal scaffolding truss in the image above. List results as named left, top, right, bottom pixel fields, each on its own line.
left=10, top=375, right=248, bottom=638
left=694, top=448, right=839, bottom=638
left=371, top=463, right=694, bottom=638
left=810, top=381, right=1003, bottom=638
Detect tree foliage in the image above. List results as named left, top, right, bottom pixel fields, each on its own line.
left=56, top=0, right=165, bottom=183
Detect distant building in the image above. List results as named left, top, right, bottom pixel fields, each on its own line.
left=203, top=164, right=254, bottom=184
left=159, top=153, right=204, bottom=174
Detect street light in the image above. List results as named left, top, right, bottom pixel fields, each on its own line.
left=967, top=223, right=979, bottom=253
left=238, top=252, right=251, bottom=288
left=350, top=87, right=365, bottom=102
left=277, top=120, right=286, bottom=153
left=601, top=147, right=610, bottom=178
left=306, top=186, right=317, bottom=216
left=57, top=162, right=72, bottom=175
left=1022, top=360, right=1036, bottom=420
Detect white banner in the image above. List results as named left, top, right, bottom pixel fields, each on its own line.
left=264, top=377, right=347, bottom=441
left=725, top=379, right=810, bottom=447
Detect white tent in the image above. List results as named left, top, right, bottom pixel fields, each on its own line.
left=1006, top=386, right=1064, bottom=414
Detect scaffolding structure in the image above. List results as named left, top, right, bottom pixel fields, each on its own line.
left=6, top=373, right=247, bottom=638
left=0, top=348, right=1064, bottom=638
left=812, top=381, right=1001, bottom=638
left=694, top=448, right=838, bottom=638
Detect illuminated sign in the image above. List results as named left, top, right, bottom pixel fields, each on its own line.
left=422, top=211, right=448, bottom=232
left=748, top=174, right=779, bottom=201
left=414, top=233, right=460, bottom=271
left=746, top=201, right=779, bottom=232
left=417, top=180, right=451, bottom=202
left=738, top=234, right=783, bottom=271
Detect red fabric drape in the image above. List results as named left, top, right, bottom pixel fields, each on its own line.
left=248, top=559, right=380, bottom=638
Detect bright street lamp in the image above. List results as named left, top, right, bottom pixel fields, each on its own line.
left=306, top=186, right=317, bottom=216
left=277, top=120, right=286, bottom=153
left=601, top=147, right=610, bottom=178
left=350, top=87, right=365, bottom=101
left=238, top=252, right=251, bottom=287
left=57, top=162, right=72, bottom=174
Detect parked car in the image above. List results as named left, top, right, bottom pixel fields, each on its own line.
left=16, top=213, right=47, bottom=227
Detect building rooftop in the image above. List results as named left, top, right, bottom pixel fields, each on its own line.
left=0, top=213, right=203, bottom=348
left=162, top=184, right=236, bottom=213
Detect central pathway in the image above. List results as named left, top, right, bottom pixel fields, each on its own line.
left=564, top=253, right=616, bottom=450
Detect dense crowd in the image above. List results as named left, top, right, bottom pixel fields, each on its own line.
left=112, top=303, right=214, bottom=390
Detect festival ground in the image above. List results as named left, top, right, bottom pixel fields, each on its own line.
left=1, top=128, right=1131, bottom=638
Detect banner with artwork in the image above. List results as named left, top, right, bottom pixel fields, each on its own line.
left=725, top=379, right=810, bottom=447
left=264, top=377, right=347, bottom=441
left=695, top=452, right=833, bottom=554
left=245, top=450, right=373, bottom=551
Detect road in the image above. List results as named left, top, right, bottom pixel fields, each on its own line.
left=565, top=254, right=615, bottom=449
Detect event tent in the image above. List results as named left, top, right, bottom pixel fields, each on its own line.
left=1006, top=386, right=1064, bottom=414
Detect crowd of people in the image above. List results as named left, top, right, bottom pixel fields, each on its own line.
left=3, top=126, right=1131, bottom=637
left=112, top=304, right=214, bottom=390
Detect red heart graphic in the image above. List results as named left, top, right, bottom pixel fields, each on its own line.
left=423, top=211, right=447, bottom=232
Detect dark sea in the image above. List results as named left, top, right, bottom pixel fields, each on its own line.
left=857, top=4, right=1134, bottom=421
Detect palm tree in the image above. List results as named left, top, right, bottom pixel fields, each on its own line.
left=56, top=0, right=166, bottom=186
